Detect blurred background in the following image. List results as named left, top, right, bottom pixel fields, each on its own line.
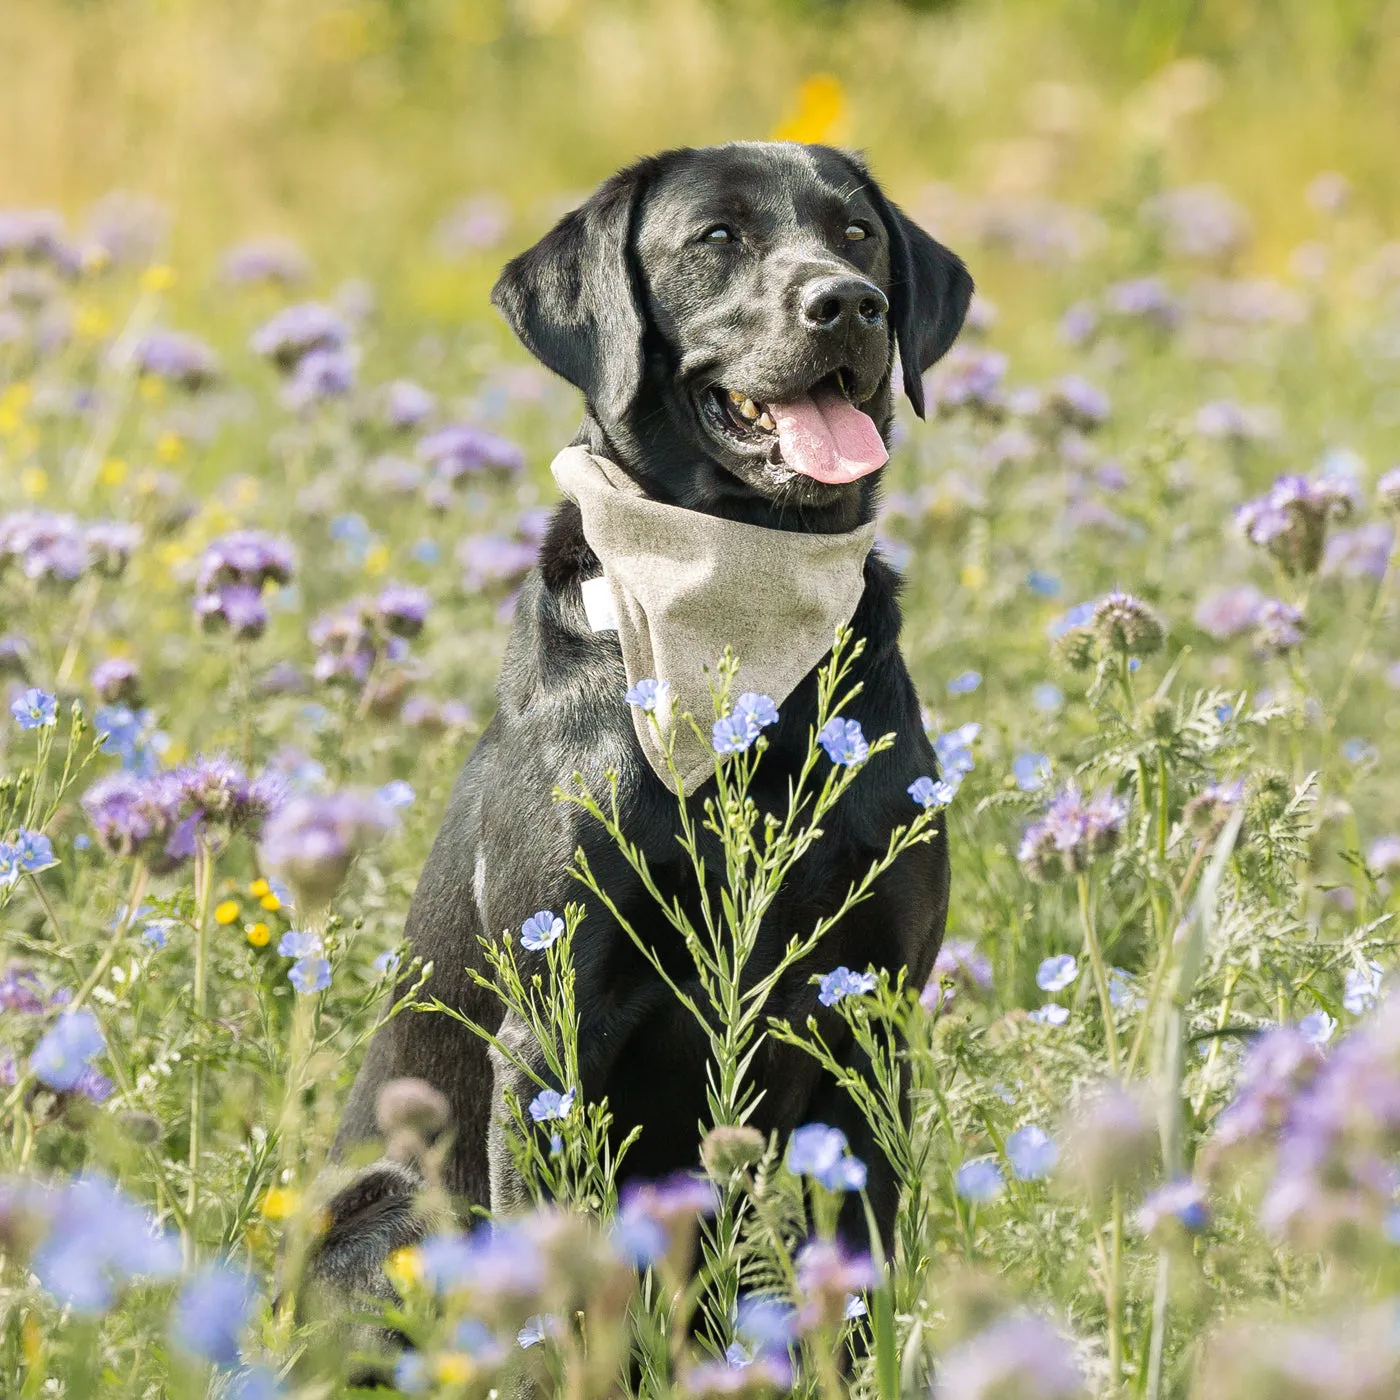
left=6, top=0, right=1399, bottom=341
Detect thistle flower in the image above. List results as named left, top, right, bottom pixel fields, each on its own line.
left=249, top=302, right=348, bottom=370
left=1237, top=472, right=1356, bottom=576
left=375, top=583, right=431, bottom=639
left=91, top=656, right=141, bottom=706
left=1018, top=785, right=1127, bottom=882
left=133, top=329, right=220, bottom=390
left=1251, top=598, right=1305, bottom=653
left=700, top=1125, right=767, bottom=1177
left=1091, top=590, right=1165, bottom=655
left=260, top=791, right=389, bottom=907
left=1182, top=779, right=1244, bottom=836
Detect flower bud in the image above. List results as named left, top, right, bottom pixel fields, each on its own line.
left=701, top=1125, right=767, bottom=1177
left=1092, top=590, right=1165, bottom=656
left=376, top=1077, right=451, bottom=1141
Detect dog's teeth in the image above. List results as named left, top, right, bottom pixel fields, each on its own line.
left=740, top=398, right=759, bottom=421
left=727, top=389, right=745, bottom=404
left=756, top=411, right=775, bottom=431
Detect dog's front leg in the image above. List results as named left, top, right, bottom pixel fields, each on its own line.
left=487, top=1011, right=553, bottom=1214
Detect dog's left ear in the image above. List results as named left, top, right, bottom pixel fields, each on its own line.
left=861, top=172, right=973, bottom=420
left=491, top=161, right=652, bottom=423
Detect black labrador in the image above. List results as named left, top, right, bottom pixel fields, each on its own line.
left=317, top=140, right=969, bottom=1296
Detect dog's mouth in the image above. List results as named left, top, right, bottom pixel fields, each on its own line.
left=699, top=369, right=888, bottom=485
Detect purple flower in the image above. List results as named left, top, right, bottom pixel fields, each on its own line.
left=934, top=1313, right=1085, bottom=1399
left=197, top=584, right=269, bottom=640
left=278, top=930, right=322, bottom=959
left=1322, top=523, right=1394, bottom=581
left=1030, top=1003, right=1070, bottom=1026
left=817, top=966, right=877, bottom=1007
left=817, top=717, right=868, bottom=766
left=91, top=656, right=141, bottom=706
left=0, top=965, right=47, bottom=1013
left=83, top=522, right=141, bottom=578
left=29, top=1174, right=181, bottom=1313
left=1298, top=1010, right=1337, bottom=1046
left=11, top=687, right=56, bottom=729
left=375, top=583, right=431, bottom=639
left=1036, top=955, right=1078, bottom=992
left=171, top=1265, right=256, bottom=1367
left=418, top=422, right=525, bottom=480
left=794, top=1239, right=877, bottom=1329
left=1012, top=751, right=1050, bottom=792
left=1141, top=184, right=1251, bottom=262
left=528, top=1087, right=577, bottom=1122
left=1006, top=1125, right=1058, bottom=1181
left=1344, top=961, right=1384, bottom=1014
left=458, top=534, right=539, bottom=590
left=0, top=845, right=19, bottom=888
left=785, top=1123, right=867, bottom=1192
left=613, top=1173, right=716, bottom=1267
left=1237, top=472, right=1356, bottom=577
left=955, top=1158, right=1005, bottom=1202
left=1104, top=275, right=1179, bottom=329
left=31, top=1009, right=105, bottom=1092
left=1047, top=375, right=1111, bottom=429
left=382, top=379, right=437, bottom=431
left=249, top=302, right=348, bottom=370
left=924, top=940, right=993, bottom=1008
left=1019, top=785, right=1127, bottom=882
left=520, top=910, right=565, bottom=952
left=260, top=791, right=389, bottom=906
left=1194, top=584, right=1264, bottom=639
left=133, top=328, right=219, bottom=390
left=220, top=238, right=310, bottom=287
left=1252, top=598, right=1305, bottom=653
left=946, top=670, right=982, bottom=694
left=735, top=1294, right=799, bottom=1355
left=1137, top=1178, right=1210, bottom=1238
left=375, top=780, right=415, bottom=811
left=1377, top=466, right=1400, bottom=516
left=288, top=957, right=331, bottom=995
left=197, top=530, right=295, bottom=595
left=282, top=345, right=357, bottom=411
left=929, top=346, right=1007, bottom=414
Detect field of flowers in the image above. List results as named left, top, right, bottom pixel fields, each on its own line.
left=4, top=1, right=1400, bottom=1396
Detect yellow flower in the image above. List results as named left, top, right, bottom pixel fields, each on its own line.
left=772, top=73, right=847, bottom=144
left=960, top=563, right=987, bottom=592
left=100, top=457, right=129, bottom=486
left=259, top=892, right=282, bottom=913
left=214, top=900, right=240, bottom=925
left=435, top=1354, right=475, bottom=1384
left=249, top=878, right=271, bottom=898
left=385, top=1245, right=423, bottom=1289
left=139, top=377, right=166, bottom=404
left=260, top=1186, right=300, bottom=1219
left=75, top=305, right=111, bottom=339
left=20, top=467, right=46, bottom=498
left=364, top=542, right=390, bottom=577
left=156, top=431, right=184, bottom=463
left=246, top=922, right=271, bottom=948
left=141, top=265, right=176, bottom=293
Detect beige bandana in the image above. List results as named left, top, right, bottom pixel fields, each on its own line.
left=550, top=446, right=877, bottom=795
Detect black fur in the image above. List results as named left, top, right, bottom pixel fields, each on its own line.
left=317, top=140, right=969, bottom=1303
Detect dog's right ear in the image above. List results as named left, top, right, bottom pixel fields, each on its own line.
left=491, top=163, right=652, bottom=423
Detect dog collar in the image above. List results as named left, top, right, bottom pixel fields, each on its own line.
left=550, top=446, right=877, bottom=795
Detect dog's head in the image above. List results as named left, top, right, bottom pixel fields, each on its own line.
left=493, top=142, right=972, bottom=522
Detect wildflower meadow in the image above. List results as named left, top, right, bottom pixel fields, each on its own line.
left=4, top=1, right=1400, bottom=1396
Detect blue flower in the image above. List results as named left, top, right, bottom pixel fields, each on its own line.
left=1033, top=683, right=1064, bottom=712
left=1137, top=1179, right=1209, bottom=1237
left=817, top=717, right=869, bottom=766
left=13, top=829, right=56, bottom=872
left=1012, top=752, right=1051, bottom=793
left=375, top=779, right=415, bottom=810
left=288, top=957, right=330, bottom=994
left=0, top=844, right=18, bottom=888
left=1298, top=1010, right=1336, bottom=1046
left=1049, top=602, right=1095, bottom=638
left=517, top=1315, right=549, bottom=1348
left=955, top=1158, right=1005, bottom=1202
left=785, top=1123, right=867, bottom=1192
left=712, top=692, right=779, bottom=754
left=1029, top=1003, right=1070, bottom=1026
left=1026, top=570, right=1062, bottom=597
left=1036, top=955, right=1078, bottom=992
left=31, top=1009, right=105, bottom=1091
left=278, top=930, right=322, bottom=958
left=908, top=775, right=957, bottom=810
left=817, top=966, right=877, bottom=1007
left=171, top=1265, right=256, bottom=1368
left=1006, top=1125, right=1059, bottom=1180
left=843, top=1293, right=867, bottom=1320
left=11, top=688, right=57, bottom=729
left=735, top=1294, right=798, bottom=1354
left=947, top=670, right=982, bottom=695
left=625, top=678, right=672, bottom=714
left=528, top=1087, right=577, bottom=1122
left=142, top=922, right=169, bottom=949
left=227, top=1367, right=283, bottom=1400
left=1108, top=968, right=1142, bottom=1010
left=520, top=910, right=565, bottom=951
left=1344, top=961, right=1384, bottom=1015
left=372, top=949, right=401, bottom=977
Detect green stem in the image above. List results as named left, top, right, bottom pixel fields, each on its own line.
left=184, top=839, right=216, bottom=1266
left=1078, top=875, right=1120, bottom=1075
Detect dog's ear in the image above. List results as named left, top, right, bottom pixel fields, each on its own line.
left=860, top=173, right=973, bottom=420
left=491, top=164, right=651, bottom=422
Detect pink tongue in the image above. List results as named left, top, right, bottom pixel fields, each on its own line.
left=770, top=388, right=888, bottom=484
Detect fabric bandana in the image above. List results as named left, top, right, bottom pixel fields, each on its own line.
left=551, top=446, right=877, bottom=795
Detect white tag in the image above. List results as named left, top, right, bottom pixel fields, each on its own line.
left=581, top=575, right=618, bottom=633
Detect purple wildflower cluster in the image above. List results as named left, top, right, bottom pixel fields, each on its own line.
left=132, top=328, right=220, bottom=391
left=194, top=530, right=295, bottom=639
left=0, top=511, right=141, bottom=586
left=1018, top=784, right=1128, bottom=881
left=308, top=583, right=430, bottom=686
left=417, top=422, right=526, bottom=487
left=81, top=755, right=284, bottom=868
left=259, top=790, right=390, bottom=907
left=1236, top=473, right=1357, bottom=577
left=249, top=302, right=356, bottom=411
left=933, top=1313, right=1085, bottom=1399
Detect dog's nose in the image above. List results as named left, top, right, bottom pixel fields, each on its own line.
left=799, top=275, right=889, bottom=333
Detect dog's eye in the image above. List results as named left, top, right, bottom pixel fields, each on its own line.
left=700, top=225, right=735, bottom=245
left=844, top=222, right=872, bottom=242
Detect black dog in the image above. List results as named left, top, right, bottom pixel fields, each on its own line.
left=319, top=140, right=969, bottom=1294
